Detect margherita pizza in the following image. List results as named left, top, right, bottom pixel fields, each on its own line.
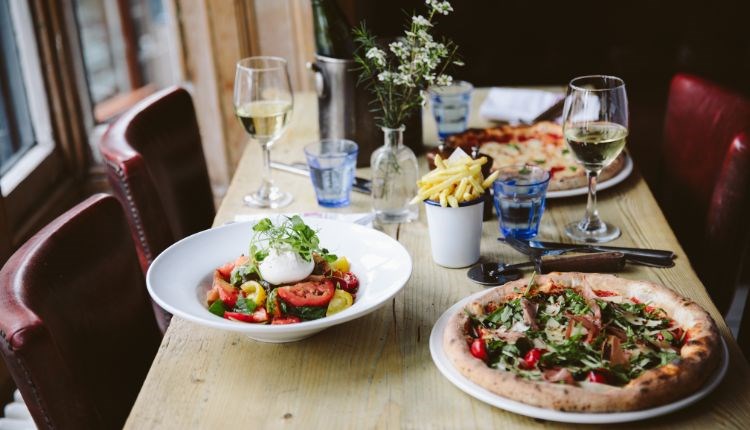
left=443, top=273, right=721, bottom=412
left=444, top=122, right=626, bottom=191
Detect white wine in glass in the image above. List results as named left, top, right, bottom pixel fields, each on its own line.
left=234, top=57, right=294, bottom=208
left=562, top=75, right=629, bottom=243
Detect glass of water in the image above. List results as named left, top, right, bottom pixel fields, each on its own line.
left=492, top=165, right=551, bottom=239
left=304, top=139, right=358, bottom=207
left=428, top=81, right=473, bottom=144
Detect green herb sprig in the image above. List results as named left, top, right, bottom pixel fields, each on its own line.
left=249, top=216, right=337, bottom=264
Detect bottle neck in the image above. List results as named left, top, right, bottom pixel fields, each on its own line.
left=381, top=126, right=405, bottom=149
left=310, top=0, right=354, bottom=59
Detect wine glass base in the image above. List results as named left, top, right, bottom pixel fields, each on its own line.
left=243, top=191, right=293, bottom=209
left=564, top=221, right=621, bottom=243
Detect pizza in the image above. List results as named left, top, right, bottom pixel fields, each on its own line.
left=443, top=273, right=721, bottom=412
left=444, top=122, right=626, bottom=191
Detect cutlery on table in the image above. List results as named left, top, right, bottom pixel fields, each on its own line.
left=499, top=237, right=676, bottom=268
left=467, top=252, right=626, bottom=287
left=270, top=161, right=372, bottom=194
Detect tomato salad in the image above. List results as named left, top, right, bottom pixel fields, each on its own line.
left=205, top=216, right=359, bottom=324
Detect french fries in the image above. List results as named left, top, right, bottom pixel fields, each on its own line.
left=411, top=150, right=500, bottom=208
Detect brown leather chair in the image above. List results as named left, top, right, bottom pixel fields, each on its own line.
left=0, top=194, right=161, bottom=430
left=660, top=74, right=750, bottom=314
left=99, top=87, right=215, bottom=330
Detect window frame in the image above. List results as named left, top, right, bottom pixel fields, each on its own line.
left=0, top=0, right=92, bottom=247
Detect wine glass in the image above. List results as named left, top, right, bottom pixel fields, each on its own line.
left=562, top=75, right=629, bottom=242
left=234, top=57, right=294, bottom=208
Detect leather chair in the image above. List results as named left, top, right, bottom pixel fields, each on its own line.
left=99, top=87, right=216, bottom=330
left=0, top=194, right=162, bottom=430
left=660, top=74, right=750, bottom=314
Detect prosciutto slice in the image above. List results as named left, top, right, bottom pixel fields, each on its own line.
left=520, top=298, right=540, bottom=331
left=543, top=368, right=575, bottom=384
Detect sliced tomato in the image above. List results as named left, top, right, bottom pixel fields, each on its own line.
left=332, top=271, right=359, bottom=293
left=224, top=312, right=254, bottom=322
left=587, top=371, right=607, bottom=384
left=277, top=280, right=335, bottom=307
left=225, top=307, right=268, bottom=323
left=522, top=348, right=546, bottom=368
left=217, top=261, right=235, bottom=281
left=271, top=316, right=301, bottom=325
left=217, top=255, right=250, bottom=281
left=470, top=338, right=488, bottom=361
left=250, top=306, right=269, bottom=323
left=266, top=289, right=282, bottom=318
left=213, top=270, right=238, bottom=308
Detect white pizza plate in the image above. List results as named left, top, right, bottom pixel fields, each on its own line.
left=429, top=289, right=729, bottom=424
left=147, top=217, right=412, bottom=343
left=546, top=153, right=633, bottom=199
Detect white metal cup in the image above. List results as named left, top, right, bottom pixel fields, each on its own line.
left=424, top=198, right=484, bottom=268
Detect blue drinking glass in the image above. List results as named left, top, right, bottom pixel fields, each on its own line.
left=304, top=139, right=358, bottom=207
left=493, top=165, right=551, bottom=239
left=428, top=81, right=474, bottom=142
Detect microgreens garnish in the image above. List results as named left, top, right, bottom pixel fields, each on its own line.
left=249, top=216, right=337, bottom=264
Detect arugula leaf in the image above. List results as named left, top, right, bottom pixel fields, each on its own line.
left=281, top=303, right=327, bottom=321
left=230, top=262, right=260, bottom=286
left=234, top=296, right=257, bottom=314
left=208, top=300, right=226, bottom=317
left=266, top=288, right=280, bottom=315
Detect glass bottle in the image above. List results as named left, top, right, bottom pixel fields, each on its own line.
left=371, top=126, right=419, bottom=223
left=310, top=0, right=354, bottom=59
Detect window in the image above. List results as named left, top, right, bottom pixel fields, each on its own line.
left=74, top=0, right=176, bottom=122
left=0, top=0, right=36, bottom=176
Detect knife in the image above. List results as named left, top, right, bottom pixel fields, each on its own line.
left=498, top=237, right=675, bottom=266
left=270, top=161, right=372, bottom=194
left=504, top=236, right=626, bottom=273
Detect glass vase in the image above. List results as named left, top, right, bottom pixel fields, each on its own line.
left=371, top=126, right=419, bottom=224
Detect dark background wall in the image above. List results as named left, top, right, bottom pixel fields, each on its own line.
left=348, top=0, right=750, bottom=187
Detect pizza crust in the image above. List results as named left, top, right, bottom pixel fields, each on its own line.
left=445, top=123, right=628, bottom=192
left=443, top=273, right=721, bottom=412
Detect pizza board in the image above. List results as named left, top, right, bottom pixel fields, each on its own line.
left=429, top=288, right=729, bottom=424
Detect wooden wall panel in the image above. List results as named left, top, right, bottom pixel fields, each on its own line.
left=173, top=0, right=315, bottom=194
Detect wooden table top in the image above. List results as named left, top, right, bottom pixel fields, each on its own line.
left=125, top=90, right=750, bottom=429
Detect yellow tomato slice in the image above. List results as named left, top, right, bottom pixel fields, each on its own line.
left=240, top=281, right=267, bottom=306
left=330, top=256, right=350, bottom=273
left=326, top=290, right=353, bottom=316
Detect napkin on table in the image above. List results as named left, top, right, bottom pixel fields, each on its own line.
left=479, top=88, right=564, bottom=124
left=233, top=212, right=374, bottom=228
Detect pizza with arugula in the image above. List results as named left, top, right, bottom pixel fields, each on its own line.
left=444, top=122, right=626, bottom=191
left=443, top=273, right=721, bottom=412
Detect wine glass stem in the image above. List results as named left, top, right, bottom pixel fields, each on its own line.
left=579, top=169, right=603, bottom=232
left=258, top=140, right=274, bottom=199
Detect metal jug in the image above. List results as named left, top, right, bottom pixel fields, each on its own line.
left=308, top=54, right=422, bottom=167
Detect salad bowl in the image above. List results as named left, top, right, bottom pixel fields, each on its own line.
left=147, top=217, right=412, bottom=342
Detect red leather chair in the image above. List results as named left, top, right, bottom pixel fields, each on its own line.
left=0, top=194, right=161, bottom=430
left=660, top=74, right=750, bottom=314
left=99, top=87, right=216, bottom=330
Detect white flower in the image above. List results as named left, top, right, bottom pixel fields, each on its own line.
left=412, top=15, right=432, bottom=27
left=436, top=74, right=453, bottom=86
left=389, top=41, right=409, bottom=60
left=366, top=47, right=387, bottom=68
left=378, top=71, right=394, bottom=82
left=426, top=0, right=453, bottom=15
left=393, top=72, right=415, bottom=87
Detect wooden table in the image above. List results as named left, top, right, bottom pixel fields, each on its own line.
left=126, top=90, right=750, bottom=429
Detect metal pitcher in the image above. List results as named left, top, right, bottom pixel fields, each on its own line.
left=308, top=54, right=422, bottom=167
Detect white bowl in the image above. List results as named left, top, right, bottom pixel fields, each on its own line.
left=147, top=218, right=412, bottom=342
